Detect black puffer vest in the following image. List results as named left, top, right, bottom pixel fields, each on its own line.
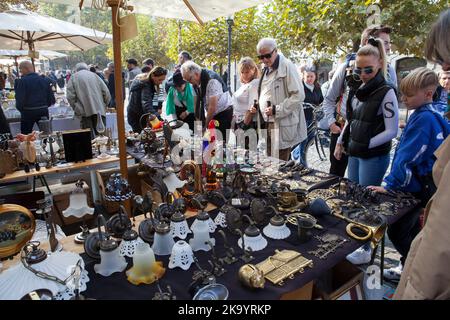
left=344, top=71, right=393, bottom=158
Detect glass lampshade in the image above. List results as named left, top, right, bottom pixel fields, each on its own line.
left=126, top=243, right=165, bottom=285
left=168, top=240, right=194, bottom=270
left=189, top=221, right=215, bottom=252
left=62, top=181, right=94, bottom=218
left=152, top=222, right=175, bottom=256
left=94, top=246, right=127, bottom=276
left=262, top=214, right=291, bottom=240
left=214, top=211, right=227, bottom=228
left=170, top=212, right=191, bottom=239
left=104, top=173, right=133, bottom=202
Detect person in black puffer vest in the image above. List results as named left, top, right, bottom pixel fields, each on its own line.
left=334, top=38, right=399, bottom=266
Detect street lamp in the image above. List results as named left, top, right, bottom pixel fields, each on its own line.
left=226, top=15, right=234, bottom=93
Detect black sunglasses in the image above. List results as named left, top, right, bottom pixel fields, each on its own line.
left=354, top=66, right=374, bottom=75
left=258, top=49, right=276, bottom=60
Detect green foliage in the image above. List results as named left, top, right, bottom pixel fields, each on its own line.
left=117, top=16, right=172, bottom=67
left=165, top=8, right=267, bottom=69
left=264, top=0, right=450, bottom=58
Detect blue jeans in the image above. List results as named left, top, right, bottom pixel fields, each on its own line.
left=348, top=154, right=390, bottom=187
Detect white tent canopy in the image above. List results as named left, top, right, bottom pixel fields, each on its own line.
left=0, top=49, right=67, bottom=60
left=0, top=9, right=112, bottom=51
left=38, top=0, right=270, bottom=23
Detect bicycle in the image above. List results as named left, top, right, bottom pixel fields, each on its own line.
left=297, top=103, right=331, bottom=170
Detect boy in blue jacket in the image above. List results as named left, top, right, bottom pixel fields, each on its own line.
left=369, top=67, right=450, bottom=280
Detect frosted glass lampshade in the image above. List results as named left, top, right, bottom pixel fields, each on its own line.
left=152, top=222, right=175, bottom=256
left=238, top=234, right=268, bottom=252
left=170, top=211, right=191, bottom=239
left=190, top=211, right=216, bottom=233
left=189, top=221, right=215, bottom=252
left=126, top=243, right=165, bottom=285
left=214, top=211, right=227, bottom=228
left=263, top=214, right=291, bottom=240
left=62, top=182, right=94, bottom=218
left=94, top=243, right=127, bottom=277
left=238, top=223, right=267, bottom=252
left=168, top=240, right=195, bottom=270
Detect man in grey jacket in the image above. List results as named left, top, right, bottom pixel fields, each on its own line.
left=323, top=25, right=397, bottom=177
left=257, top=38, right=307, bottom=161
left=66, top=63, right=111, bottom=137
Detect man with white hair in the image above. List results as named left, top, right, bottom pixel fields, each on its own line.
left=181, top=61, right=232, bottom=139
left=66, top=62, right=111, bottom=137
left=14, top=60, right=55, bottom=134
left=256, top=38, right=307, bottom=160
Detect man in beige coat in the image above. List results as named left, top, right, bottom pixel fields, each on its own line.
left=257, top=38, right=307, bottom=161
left=394, top=8, right=450, bottom=300
left=66, top=62, right=111, bottom=137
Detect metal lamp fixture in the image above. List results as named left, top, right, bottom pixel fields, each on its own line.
left=62, top=180, right=94, bottom=244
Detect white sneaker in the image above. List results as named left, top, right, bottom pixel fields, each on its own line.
left=346, top=246, right=372, bottom=265
left=383, top=263, right=403, bottom=281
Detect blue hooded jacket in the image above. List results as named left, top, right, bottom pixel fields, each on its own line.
left=384, top=103, right=450, bottom=192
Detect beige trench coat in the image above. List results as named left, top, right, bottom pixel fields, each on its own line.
left=394, top=136, right=450, bottom=300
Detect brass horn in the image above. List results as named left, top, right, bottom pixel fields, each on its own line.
left=327, top=199, right=387, bottom=248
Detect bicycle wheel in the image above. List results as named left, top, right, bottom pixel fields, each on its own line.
left=304, top=133, right=331, bottom=172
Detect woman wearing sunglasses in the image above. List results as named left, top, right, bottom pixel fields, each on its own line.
left=334, top=38, right=399, bottom=265
left=127, top=66, right=168, bottom=133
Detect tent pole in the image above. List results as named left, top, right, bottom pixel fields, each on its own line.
left=108, top=0, right=131, bottom=215
left=26, top=31, right=35, bottom=72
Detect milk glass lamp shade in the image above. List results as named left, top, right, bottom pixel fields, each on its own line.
left=214, top=211, right=227, bottom=228
left=170, top=211, right=191, bottom=239
left=190, top=210, right=216, bottom=233
left=94, top=246, right=127, bottom=277
left=238, top=224, right=268, bottom=252
left=168, top=240, right=194, bottom=270
left=119, top=229, right=145, bottom=257
left=189, top=220, right=215, bottom=252
left=0, top=243, right=89, bottom=300
left=62, top=181, right=94, bottom=218
left=126, top=243, right=165, bottom=285
left=152, top=222, right=175, bottom=256
left=104, top=173, right=133, bottom=202
left=93, top=231, right=127, bottom=276
left=263, top=214, right=291, bottom=240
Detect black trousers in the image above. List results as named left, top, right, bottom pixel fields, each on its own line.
left=329, top=131, right=348, bottom=177
left=213, top=107, right=233, bottom=141
left=387, top=205, right=422, bottom=265
left=20, top=108, right=49, bottom=134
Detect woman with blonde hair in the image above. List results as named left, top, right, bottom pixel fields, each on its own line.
left=232, top=57, right=261, bottom=133
left=335, top=37, right=399, bottom=265
left=127, top=66, right=167, bottom=132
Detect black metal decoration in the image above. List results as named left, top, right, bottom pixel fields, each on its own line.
left=235, top=229, right=254, bottom=263
left=218, top=230, right=238, bottom=265
left=152, top=280, right=176, bottom=300
left=84, top=215, right=112, bottom=260
left=106, top=205, right=132, bottom=238
left=189, top=256, right=216, bottom=298
left=223, top=205, right=242, bottom=235
left=206, top=241, right=226, bottom=277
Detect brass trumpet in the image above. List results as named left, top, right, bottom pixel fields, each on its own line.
left=327, top=199, right=386, bottom=248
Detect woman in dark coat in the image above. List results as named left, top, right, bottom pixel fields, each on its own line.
left=127, top=66, right=167, bottom=133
